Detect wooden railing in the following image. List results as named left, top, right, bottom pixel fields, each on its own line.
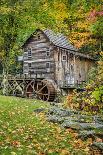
left=60, top=80, right=86, bottom=89
left=0, top=73, right=45, bottom=80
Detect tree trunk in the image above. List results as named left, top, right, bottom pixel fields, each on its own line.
left=2, top=62, right=9, bottom=96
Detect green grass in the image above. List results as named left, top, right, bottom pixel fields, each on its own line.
left=0, top=96, right=89, bottom=155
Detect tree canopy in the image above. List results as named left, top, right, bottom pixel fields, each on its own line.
left=0, top=0, right=102, bottom=73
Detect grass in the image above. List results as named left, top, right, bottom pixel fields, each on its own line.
left=0, top=96, right=90, bottom=155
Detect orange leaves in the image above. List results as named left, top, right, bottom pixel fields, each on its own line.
left=95, top=138, right=103, bottom=143
left=86, top=138, right=93, bottom=145
left=73, top=138, right=87, bottom=149
left=11, top=141, right=21, bottom=148
left=71, top=132, right=78, bottom=138
left=88, top=9, right=103, bottom=22
left=67, top=7, right=100, bottom=49
left=88, top=9, right=97, bottom=22
left=65, top=94, right=79, bottom=110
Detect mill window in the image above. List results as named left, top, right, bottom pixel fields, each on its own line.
left=28, top=48, right=32, bottom=58
left=46, top=62, right=50, bottom=68
left=28, top=63, right=32, bottom=68
left=46, top=50, right=50, bottom=56
left=38, top=34, right=41, bottom=40
left=62, top=55, right=67, bottom=61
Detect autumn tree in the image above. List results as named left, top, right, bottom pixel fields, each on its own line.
left=0, top=0, right=102, bottom=95
left=0, top=0, right=45, bottom=94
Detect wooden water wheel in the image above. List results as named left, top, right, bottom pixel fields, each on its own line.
left=26, top=79, right=56, bottom=101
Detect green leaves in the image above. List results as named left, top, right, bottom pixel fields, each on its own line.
left=90, top=17, right=103, bottom=37
left=92, top=86, right=103, bottom=102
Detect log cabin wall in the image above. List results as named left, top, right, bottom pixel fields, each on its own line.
left=23, top=30, right=55, bottom=80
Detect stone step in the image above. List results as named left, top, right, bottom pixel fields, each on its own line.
left=91, top=142, right=103, bottom=151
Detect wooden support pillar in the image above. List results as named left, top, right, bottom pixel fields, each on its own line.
left=74, top=55, right=76, bottom=85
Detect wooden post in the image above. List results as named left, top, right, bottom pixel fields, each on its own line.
left=2, top=68, right=8, bottom=95
left=73, top=55, right=76, bottom=85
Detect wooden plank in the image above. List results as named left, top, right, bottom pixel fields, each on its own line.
left=24, top=58, right=54, bottom=63
left=73, top=55, right=76, bottom=84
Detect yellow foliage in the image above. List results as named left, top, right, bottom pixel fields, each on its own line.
left=60, top=149, right=70, bottom=155
left=0, top=6, right=12, bottom=14
left=48, top=2, right=68, bottom=31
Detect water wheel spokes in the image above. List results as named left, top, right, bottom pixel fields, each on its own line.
left=34, top=81, right=49, bottom=101
left=35, top=92, right=49, bottom=101
left=36, top=84, right=47, bottom=93
left=25, top=79, right=56, bottom=101
left=34, top=80, right=56, bottom=102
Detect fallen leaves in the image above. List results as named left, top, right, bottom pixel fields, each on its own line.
left=73, top=139, right=84, bottom=148
left=11, top=141, right=21, bottom=148
left=96, top=138, right=103, bottom=143
left=60, top=149, right=70, bottom=155
left=0, top=96, right=91, bottom=154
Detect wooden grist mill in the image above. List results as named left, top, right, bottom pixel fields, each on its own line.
left=7, top=76, right=56, bottom=102
left=2, top=29, right=95, bottom=102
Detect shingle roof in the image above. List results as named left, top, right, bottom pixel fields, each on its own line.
left=43, top=29, right=77, bottom=51
left=22, top=29, right=95, bottom=60
left=43, top=29, right=96, bottom=60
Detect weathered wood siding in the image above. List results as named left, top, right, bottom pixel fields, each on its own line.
left=54, top=48, right=75, bottom=86
left=23, top=29, right=95, bottom=87
left=54, top=47, right=94, bottom=87
left=74, top=57, right=94, bottom=83
left=23, top=31, right=55, bottom=79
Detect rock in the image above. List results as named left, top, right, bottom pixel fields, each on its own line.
left=79, top=123, right=103, bottom=130
left=50, top=102, right=58, bottom=106
left=61, top=121, right=81, bottom=130
left=34, top=108, right=45, bottom=113
left=78, top=130, right=95, bottom=140
left=47, top=115, right=64, bottom=123
left=91, top=142, right=103, bottom=151
left=46, top=106, right=103, bottom=140
left=95, top=117, right=103, bottom=124
left=94, top=129, right=103, bottom=138
left=47, top=107, right=72, bottom=117
left=76, top=115, right=93, bottom=123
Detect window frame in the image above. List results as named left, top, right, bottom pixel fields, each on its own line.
left=28, top=48, right=32, bottom=58
left=62, top=55, right=67, bottom=61
left=28, top=62, right=32, bottom=68
left=46, top=50, right=50, bottom=57
left=46, top=62, right=50, bottom=68
left=38, top=34, right=41, bottom=40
